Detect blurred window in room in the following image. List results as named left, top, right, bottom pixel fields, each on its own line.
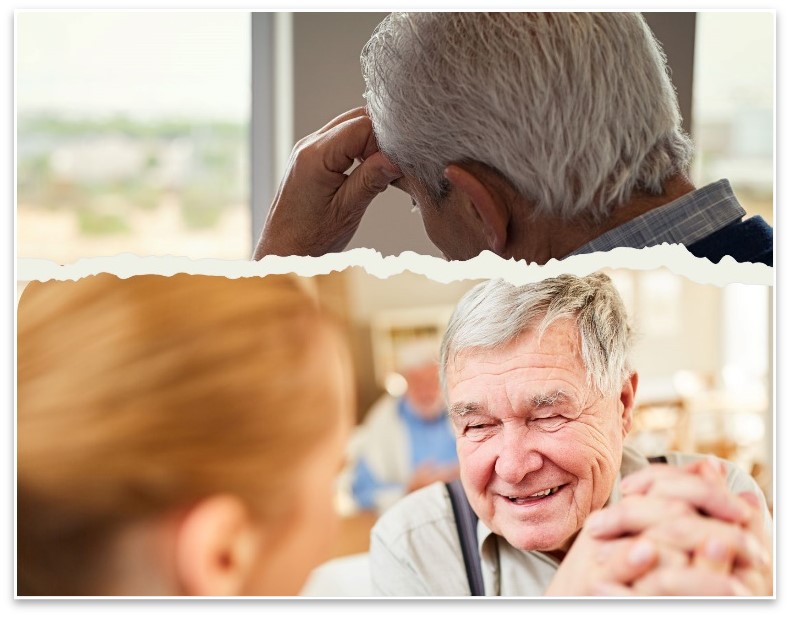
left=16, top=12, right=251, bottom=261
left=720, top=284, right=770, bottom=461
left=692, top=12, right=773, bottom=225
left=637, top=270, right=682, bottom=337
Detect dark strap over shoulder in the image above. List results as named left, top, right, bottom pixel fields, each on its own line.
left=446, top=479, right=485, bottom=596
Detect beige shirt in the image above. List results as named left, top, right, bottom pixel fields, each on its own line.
left=369, top=446, right=771, bottom=596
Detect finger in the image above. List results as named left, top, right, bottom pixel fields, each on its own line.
left=588, top=501, right=769, bottom=570
left=585, top=495, right=693, bottom=539
left=594, top=536, right=688, bottom=587
left=730, top=493, right=773, bottom=596
left=316, top=106, right=368, bottom=134
left=620, top=458, right=726, bottom=496
left=737, top=489, right=772, bottom=540
left=333, top=151, right=402, bottom=212
left=737, top=489, right=770, bottom=538
left=594, top=537, right=659, bottom=584
left=631, top=566, right=752, bottom=596
left=738, top=490, right=762, bottom=510
left=320, top=116, right=385, bottom=174
left=733, top=565, right=772, bottom=596
left=692, top=536, right=735, bottom=574
left=643, top=515, right=770, bottom=570
left=620, top=463, right=675, bottom=494
left=654, top=542, right=690, bottom=570
left=591, top=582, right=635, bottom=596
left=682, top=456, right=728, bottom=480
left=640, top=474, right=752, bottom=523
left=621, top=469, right=751, bottom=524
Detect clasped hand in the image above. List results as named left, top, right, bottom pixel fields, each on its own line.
left=547, top=458, right=771, bottom=596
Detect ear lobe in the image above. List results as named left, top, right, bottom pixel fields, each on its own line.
left=174, top=494, right=260, bottom=596
left=619, top=372, right=639, bottom=437
left=444, top=164, right=509, bottom=255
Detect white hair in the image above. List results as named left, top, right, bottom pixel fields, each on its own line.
left=440, top=273, right=634, bottom=396
left=361, top=12, right=693, bottom=222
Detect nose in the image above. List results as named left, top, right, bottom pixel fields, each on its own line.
left=494, top=426, right=543, bottom=484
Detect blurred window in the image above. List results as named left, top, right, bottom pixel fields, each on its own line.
left=16, top=12, right=251, bottom=261
left=692, top=12, right=773, bottom=224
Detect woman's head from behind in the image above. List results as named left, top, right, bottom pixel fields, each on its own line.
left=17, top=274, right=353, bottom=596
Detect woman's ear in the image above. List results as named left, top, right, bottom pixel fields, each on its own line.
left=173, top=494, right=260, bottom=596
left=444, top=164, right=509, bottom=255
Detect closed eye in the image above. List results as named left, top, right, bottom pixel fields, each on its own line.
left=533, top=416, right=568, bottom=431
left=465, top=423, right=498, bottom=442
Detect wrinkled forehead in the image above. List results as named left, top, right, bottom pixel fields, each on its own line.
left=443, top=319, right=586, bottom=388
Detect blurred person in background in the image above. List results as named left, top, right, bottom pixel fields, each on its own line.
left=347, top=339, right=458, bottom=513
left=17, top=274, right=354, bottom=596
left=255, top=13, right=772, bottom=266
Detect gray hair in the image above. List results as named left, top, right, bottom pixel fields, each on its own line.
left=440, top=273, right=634, bottom=396
left=361, top=12, right=693, bottom=222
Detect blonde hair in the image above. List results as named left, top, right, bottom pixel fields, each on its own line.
left=17, top=274, right=351, bottom=595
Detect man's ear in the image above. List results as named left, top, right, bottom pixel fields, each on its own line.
left=444, top=164, right=509, bottom=255
left=619, top=372, right=639, bottom=437
left=174, top=494, right=260, bottom=596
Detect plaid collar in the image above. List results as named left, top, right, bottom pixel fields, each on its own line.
left=569, top=179, right=746, bottom=256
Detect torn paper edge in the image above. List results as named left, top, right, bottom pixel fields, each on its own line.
left=16, top=244, right=773, bottom=288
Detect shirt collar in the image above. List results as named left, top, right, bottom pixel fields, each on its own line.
left=569, top=179, right=746, bottom=255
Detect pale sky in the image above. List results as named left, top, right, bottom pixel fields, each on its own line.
left=16, top=12, right=251, bottom=122
left=694, top=12, right=774, bottom=119
left=15, top=11, right=773, bottom=124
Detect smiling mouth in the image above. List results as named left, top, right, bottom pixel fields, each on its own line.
left=505, top=485, right=564, bottom=505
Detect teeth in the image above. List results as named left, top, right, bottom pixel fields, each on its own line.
left=509, top=486, right=560, bottom=501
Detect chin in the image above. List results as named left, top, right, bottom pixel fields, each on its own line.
left=502, top=526, right=571, bottom=553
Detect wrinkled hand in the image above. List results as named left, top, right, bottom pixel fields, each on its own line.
left=585, top=458, right=772, bottom=596
left=253, top=107, right=402, bottom=258
left=406, top=463, right=460, bottom=493
left=545, top=502, right=689, bottom=596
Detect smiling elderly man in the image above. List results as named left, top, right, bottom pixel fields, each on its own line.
left=368, top=274, right=772, bottom=596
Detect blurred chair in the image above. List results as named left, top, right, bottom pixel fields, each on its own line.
left=626, top=397, right=691, bottom=457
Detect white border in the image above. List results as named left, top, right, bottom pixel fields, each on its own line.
left=5, top=2, right=784, bottom=615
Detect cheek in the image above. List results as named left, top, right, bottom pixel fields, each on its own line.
left=551, top=422, right=623, bottom=493
left=458, top=440, right=497, bottom=491
left=418, top=204, right=468, bottom=260
left=419, top=208, right=447, bottom=249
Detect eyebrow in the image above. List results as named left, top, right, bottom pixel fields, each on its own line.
left=449, top=390, right=575, bottom=419
left=448, top=402, right=484, bottom=418
left=530, top=390, right=573, bottom=409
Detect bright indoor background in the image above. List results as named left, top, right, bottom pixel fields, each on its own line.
left=297, top=267, right=772, bottom=594
left=15, top=11, right=774, bottom=261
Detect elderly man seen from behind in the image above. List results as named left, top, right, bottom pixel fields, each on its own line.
left=256, top=13, right=772, bottom=265
left=369, top=274, right=772, bottom=596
